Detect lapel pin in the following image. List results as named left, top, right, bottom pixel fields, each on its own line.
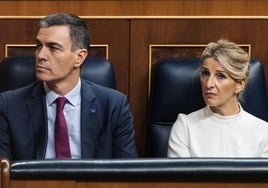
left=89, top=107, right=96, bottom=114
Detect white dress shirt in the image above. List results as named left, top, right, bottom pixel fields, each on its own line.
left=44, top=79, right=81, bottom=159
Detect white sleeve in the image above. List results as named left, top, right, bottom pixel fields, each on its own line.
left=167, top=114, right=191, bottom=157
left=260, top=127, right=268, bottom=158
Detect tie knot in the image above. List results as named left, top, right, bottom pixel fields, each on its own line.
left=56, top=97, right=67, bottom=111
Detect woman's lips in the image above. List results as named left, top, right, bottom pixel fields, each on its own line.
left=205, top=92, right=216, bottom=98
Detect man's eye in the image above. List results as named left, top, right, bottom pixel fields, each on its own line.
left=36, top=44, right=41, bottom=49
left=49, top=46, right=59, bottom=51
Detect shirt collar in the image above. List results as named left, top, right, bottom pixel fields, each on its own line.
left=44, top=78, right=81, bottom=107
left=205, top=103, right=243, bottom=123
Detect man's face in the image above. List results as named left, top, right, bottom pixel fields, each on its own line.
left=35, top=25, right=79, bottom=85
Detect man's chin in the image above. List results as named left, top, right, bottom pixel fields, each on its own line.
left=36, top=74, right=51, bottom=82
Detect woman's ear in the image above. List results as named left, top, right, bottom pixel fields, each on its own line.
left=75, top=49, right=88, bottom=68
left=235, top=79, right=246, bottom=94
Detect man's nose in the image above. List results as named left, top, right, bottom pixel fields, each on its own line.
left=36, top=47, right=47, bottom=60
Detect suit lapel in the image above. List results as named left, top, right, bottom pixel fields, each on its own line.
left=25, top=80, right=103, bottom=159
left=26, top=82, right=47, bottom=159
left=80, top=80, right=102, bottom=158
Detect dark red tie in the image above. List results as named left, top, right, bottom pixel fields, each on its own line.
left=54, top=97, right=71, bottom=158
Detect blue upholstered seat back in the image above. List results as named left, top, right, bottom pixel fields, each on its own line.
left=0, top=55, right=116, bottom=92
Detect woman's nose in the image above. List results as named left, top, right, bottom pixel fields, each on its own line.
left=206, top=76, right=215, bottom=89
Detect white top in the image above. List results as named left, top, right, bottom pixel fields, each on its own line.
left=168, top=105, right=268, bottom=158
left=44, top=79, right=81, bottom=159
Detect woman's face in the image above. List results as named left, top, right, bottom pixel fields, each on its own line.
left=200, top=58, right=244, bottom=115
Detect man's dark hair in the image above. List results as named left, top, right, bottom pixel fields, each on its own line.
left=39, top=13, right=90, bottom=51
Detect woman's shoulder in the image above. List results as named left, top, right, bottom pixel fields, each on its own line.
left=242, top=110, right=268, bottom=127
left=175, top=106, right=208, bottom=126
left=181, top=106, right=207, bottom=119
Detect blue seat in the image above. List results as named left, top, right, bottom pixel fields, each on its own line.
left=147, top=58, right=268, bottom=157
left=0, top=55, right=116, bottom=92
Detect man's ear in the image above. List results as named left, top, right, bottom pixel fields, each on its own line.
left=235, top=79, right=246, bottom=94
left=74, top=49, right=88, bottom=68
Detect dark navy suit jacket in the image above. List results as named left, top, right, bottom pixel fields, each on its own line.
left=0, top=79, right=138, bottom=160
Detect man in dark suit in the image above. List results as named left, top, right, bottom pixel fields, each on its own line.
left=0, top=13, right=138, bottom=160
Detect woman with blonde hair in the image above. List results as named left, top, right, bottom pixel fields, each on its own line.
left=168, top=39, right=268, bottom=158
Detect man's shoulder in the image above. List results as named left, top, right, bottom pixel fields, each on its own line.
left=81, top=79, right=125, bottom=97
left=0, top=81, right=43, bottom=99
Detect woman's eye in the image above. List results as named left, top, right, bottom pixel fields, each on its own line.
left=201, top=70, right=209, bottom=77
left=217, top=73, right=226, bottom=80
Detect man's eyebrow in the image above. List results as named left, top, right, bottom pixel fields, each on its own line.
left=34, top=39, right=63, bottom=48
left=35, top=39, right=41, bottom=44
left=47, top=42, right=63, bottom=48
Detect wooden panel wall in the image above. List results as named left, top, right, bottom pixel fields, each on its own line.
left=10, top=180, right=268, bottom=188
left=1, top=0, right=268, bottom=157
left=1, top=0, right=268, bottom=16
